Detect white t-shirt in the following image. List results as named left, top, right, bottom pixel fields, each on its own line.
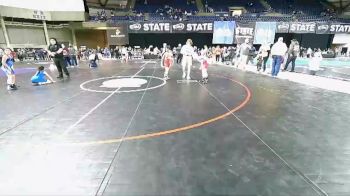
left=271, top=41, right=287, bottom=56
left=259, top=44, right=270, bottom=57
left=240, top=43, right=251, bottom=56
left=122, top=48, right=128, bottom=55
left=181, top=44, right=194, bottom=56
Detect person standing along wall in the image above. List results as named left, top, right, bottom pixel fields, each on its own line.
left=309, top=48, right=322, bottom=75
left=69, top=45, right=78, bottom=67
left=62, top=44, right=72, bottom=67
left=283, top=39, right=300, bottom=72
left=215, top=46, right=221, bottom=63
left=238, top=39, right=252, bottom=70
left=258, top=43, right=270, bottom=72
left=270, top=37, right=287, bottom=77
left=307, top=47, right=313, bottom=58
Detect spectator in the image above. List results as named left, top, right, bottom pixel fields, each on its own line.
left=270, top=37, right=288, bottom=77
left=307, top=47, right=313, bottom=58
left=309, top=48, right=322, bottom=75
left=237, top=39, right=252, bottom=70
left=258, top=43, right=270, bottom=72
left=68, top=45, right=78, bottom=67
left=62, top=44, right=72, bottom=67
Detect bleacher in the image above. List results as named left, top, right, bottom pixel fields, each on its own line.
left=90, top=14, right=350, bottom=23
left=88, top=0, right=350, bottom=23
left=203, top=0, right=265, bottom=13
left=266, top=0, right=324, bottom=16
left=90, top=15, right=145, bottom=22
left=187, top=15, right=293, bottom=22
left=134, top=0, right=198, bottom=13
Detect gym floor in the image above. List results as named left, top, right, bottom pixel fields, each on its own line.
left=0, top=60, right=349, bottom=196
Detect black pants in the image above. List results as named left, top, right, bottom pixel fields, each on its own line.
left=284, top=55, right=297, bottom=71
left=257, top=61, right=262, bottom=71
left=177, top=54, right=183, bottom=64
left=54, top=58, right=69, bottom=76
left=216, top=55, right=220, bottom=62
left=262, top=56, right=268, bottom=72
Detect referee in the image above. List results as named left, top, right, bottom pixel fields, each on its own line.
left=48, top=38, right=69, bottom=79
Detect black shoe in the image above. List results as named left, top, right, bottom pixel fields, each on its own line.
left=57, top=75, right=63, bottom=79
left=12, top=84, right=18, bottom=90
left=290, top=70, right=295, bottom=73
left=8, top=85, right=17, bottom=90
left=66, top=74, right=70, bottom=78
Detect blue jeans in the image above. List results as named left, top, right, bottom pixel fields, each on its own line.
left=71, top=55, right=78, bottom=66
left=271, top=55, right=283, bottom=76
left=64, top=56, right=71, bottom=66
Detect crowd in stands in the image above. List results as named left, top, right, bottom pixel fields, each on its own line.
left=203, top=0, right=265, bottom=13
left=149, top=5, right=197, bottom=21
left=88, top=0, right=350, bottom=23
left=90, top=8, right=145, bottom=22
left=135, top=0, right=197, bottom=12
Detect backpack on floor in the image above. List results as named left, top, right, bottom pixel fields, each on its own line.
left=89, top=60, right=98, bottom=68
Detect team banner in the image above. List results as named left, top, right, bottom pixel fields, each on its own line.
left=184, top=22, right=213, bottom=33
left=235, top=22, right=255, bottom=44
left=276, top=22, right=290, bottom=33
left=126, top=21, right=350, bottom=34
left=254, top=22, right=276, bottom=44
left=171, top=22, right=213, bottom=33
left=106, top=24, right=129, bottom=45
left=329, top=23, right=350, bottom=34
left=128, top=22, right=172, bottom=33
left=171, top=22, right=187, bottom=33
left=212, top=21, right=235, bottom=44
left=288, top=22, right=316, bottom=33
left=128, top=22, right=213, bottom=33
left=316, top=22, right=331, bottom=34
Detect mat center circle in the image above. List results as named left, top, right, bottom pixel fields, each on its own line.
left=100, top=78, right=148, bottom=88
left=80, top=76, right=167, bottom=93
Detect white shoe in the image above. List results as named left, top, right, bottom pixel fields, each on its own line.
left=182, top=73, right=186, bottom=79
left=186, top=76, right=191, bottom=80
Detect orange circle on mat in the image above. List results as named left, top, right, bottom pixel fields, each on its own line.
left=70, top=75, right=252, bottom=146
